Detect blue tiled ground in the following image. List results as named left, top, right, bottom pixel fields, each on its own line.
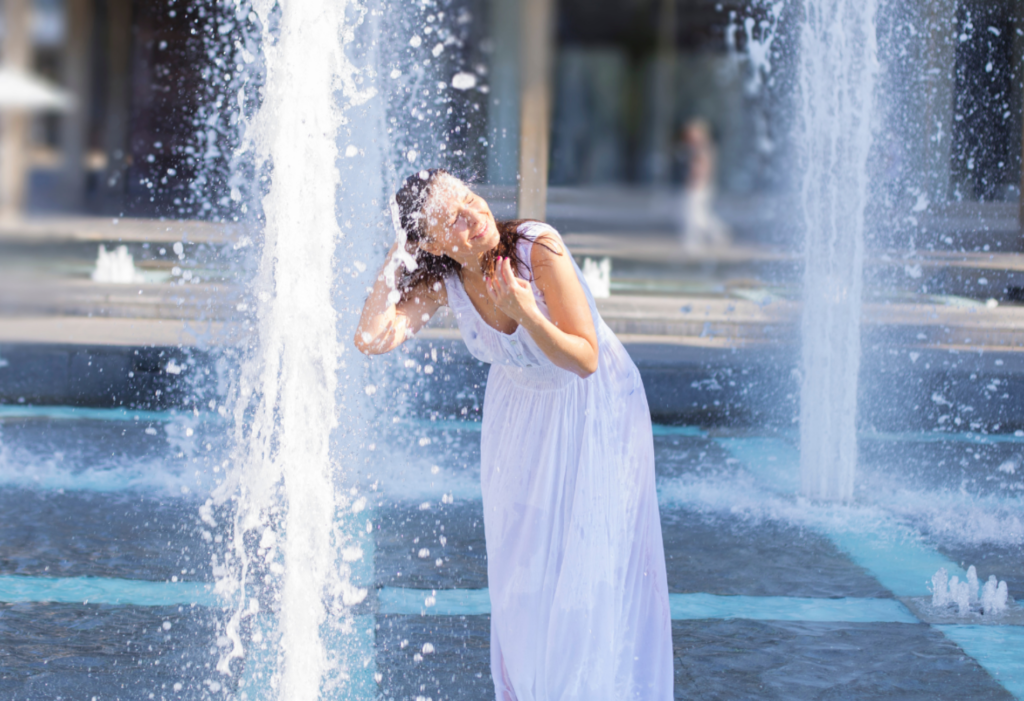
left=1, top=415, right=1021, bottom=700
left=367, top=429, right=1023, bottom=700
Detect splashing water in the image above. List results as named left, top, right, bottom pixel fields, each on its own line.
left=798, top=0, right=879, bottom=501
left=931, top=566, right=1010, bottom=617
left=723, top=1, right=788, bottom=169
left=210, top=0, right=376, bottom=697
left=91, top=245, right=145, bottom=284
left=726, top=1, right=787, bottom=98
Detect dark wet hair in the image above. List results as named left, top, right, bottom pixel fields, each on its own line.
left=393, top=168, right=554, bottom=295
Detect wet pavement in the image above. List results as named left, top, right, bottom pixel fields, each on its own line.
left=1, top=417, right=1022, bottom=699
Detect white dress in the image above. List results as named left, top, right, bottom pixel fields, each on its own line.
left=443, top=222, right=673, bottom=701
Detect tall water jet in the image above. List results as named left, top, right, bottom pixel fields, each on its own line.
left=797, top=0, right=879, bottom=501
left=211, top=0, right=376, bottom=697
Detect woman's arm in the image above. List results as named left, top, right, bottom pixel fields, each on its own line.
left=354, top=244, right=447, bottom=355
left=487, top=234, right=598, bottom=378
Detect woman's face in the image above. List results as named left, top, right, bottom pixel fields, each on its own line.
left=419, top=176, right=500, bottom=265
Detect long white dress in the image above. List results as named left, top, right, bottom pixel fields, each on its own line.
left=443, top=222, right=673, bottom=701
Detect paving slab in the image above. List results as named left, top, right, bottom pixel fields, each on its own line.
left=0, top=216, right=240, bottom=244
left=375, top=613, right=492, bottom=701
left=660, top=508, right=890, bottom=599
left=0, top=601, right=219, bottom=700
left=374, top=499, right=488, bottom=591
left=0, top=315, right=235, bottom=347
left=373, top=614, right=1016, bottom=701
left=672, top=619, right=1014, bottom=700
left=0, top=488, right=216, bottom=583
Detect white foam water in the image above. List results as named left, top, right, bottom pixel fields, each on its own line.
left=0, top=452, right=217, bottom=495
left=656, top=450, right=1024, bottom=550
left=0, top=415, right=226, bottom=496
left=797, top=0, right=879, bottom=501
left=858, top=471, right=1024, bottom=548
left=724, top=0, right=787, bottom=158
left=931, top=566, right=1010, bottom=617
left=91, top=244, right=145, bottom=284
left=210, top=0, right=377, bottom=697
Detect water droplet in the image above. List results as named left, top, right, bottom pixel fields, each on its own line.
left=452, top=72, right=477, bottom=90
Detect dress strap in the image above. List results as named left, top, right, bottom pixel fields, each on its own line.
left=443, top=273, right=468, bottom=312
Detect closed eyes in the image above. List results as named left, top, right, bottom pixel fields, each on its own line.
left=447, top=193, right=475, bottom=228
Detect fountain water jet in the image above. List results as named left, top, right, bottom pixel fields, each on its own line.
left=211, top=0, right=377, bottom=697
left=797, top=0, right=880, bottom=501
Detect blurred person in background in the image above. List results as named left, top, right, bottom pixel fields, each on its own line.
left=675, top=118, right=731, bottom=252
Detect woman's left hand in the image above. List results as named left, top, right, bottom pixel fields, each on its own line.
left=485, top=256, right=541, bottom=326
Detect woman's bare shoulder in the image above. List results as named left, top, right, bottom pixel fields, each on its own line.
left=528, top=226, right=566, bottom=266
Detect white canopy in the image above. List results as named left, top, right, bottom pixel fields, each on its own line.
left=0, top=67, right=72, bottom=112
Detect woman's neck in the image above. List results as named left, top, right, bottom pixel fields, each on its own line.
left=459, top=248, right=496, bottom=281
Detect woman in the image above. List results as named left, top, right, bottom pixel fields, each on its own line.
left=356, top=169, right=673, bottom=701
left=675, top=119, right=731, bottom=252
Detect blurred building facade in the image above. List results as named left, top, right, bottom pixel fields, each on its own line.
left=3, top=0, right=1024, bottom=230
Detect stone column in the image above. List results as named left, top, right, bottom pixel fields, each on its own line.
left=647, top=0, right=676, bottom=184
left=99, top=0, right=132, bottom=213
left=60, top=0, right=94, bottom=210
left=485, top=0, right=520, bottom=188
left=517, top=0, right=554, bottom=220
left=0, top=0, right=32, bottom=219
